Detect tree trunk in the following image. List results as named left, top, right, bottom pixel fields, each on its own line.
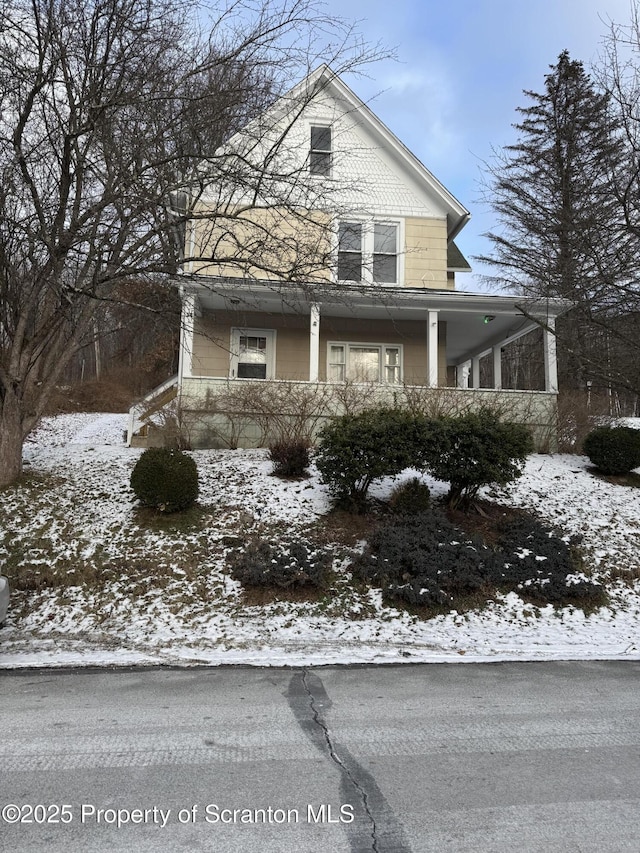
left=0, top=391, right=25, bottom=487
left=93, top=319, right=102, bottom=379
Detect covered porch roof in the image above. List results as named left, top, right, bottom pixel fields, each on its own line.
left=177, top=274, right=570, bottom=367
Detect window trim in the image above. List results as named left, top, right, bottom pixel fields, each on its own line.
left=326, top=341, right=403, bottom=384
left=334, top=218, right=403, bottom=284
left=229, top=327, right=277, bottom=380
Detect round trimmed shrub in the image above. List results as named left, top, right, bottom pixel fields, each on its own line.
left=131, top=447, right=199, bottom=512
left=583, top=426, right=640, bottom=475
left=389, top=477, right=431, bottom=515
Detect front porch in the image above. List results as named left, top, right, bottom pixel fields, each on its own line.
left=180, top=277, right=565, bottom=391
left=128, top=278, right=568, bottom=450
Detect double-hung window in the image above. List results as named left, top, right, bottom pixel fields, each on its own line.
left=337, top=220, right=398, bottom=283
left=328, top=342, right=402, bottom=384
left=230, top=329, right=275, bottom=379
left=373, top=223, right=397, bottom=283
left=310, top=126, right=332, bottom=176
left=337, top=222, right=363, bottom=282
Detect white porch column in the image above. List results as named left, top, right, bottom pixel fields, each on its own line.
left=309, top=303, right=320, bottom=382
left=543, top=318, right=558, bottom=393
left=471, top=356, right=481, bottom=389
left=427, top=309, right=439, bottom=388
left=492, top=345, right=502, bottom=389
left=178, top=290, right=195, bottom=381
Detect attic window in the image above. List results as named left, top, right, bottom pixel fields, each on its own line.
left=310, top=125, right=331, bottom=176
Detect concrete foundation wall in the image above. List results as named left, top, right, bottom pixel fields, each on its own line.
left=177, top=378, right=558, bottom=452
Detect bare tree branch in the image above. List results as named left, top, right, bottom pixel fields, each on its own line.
left=0, top=0, right=389, bottom=484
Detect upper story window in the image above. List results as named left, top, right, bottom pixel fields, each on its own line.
left=337, top=220, right=398, bottom=283
left=373, top=223, right=397, bottom=283
left=338, top=221, right=362, bottom=281
left=310, top=125, right=332, bottom=176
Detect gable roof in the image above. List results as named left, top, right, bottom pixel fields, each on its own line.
left=298, top=65, right=471, bottom=239
left=218, top=64, right=471, bottom=240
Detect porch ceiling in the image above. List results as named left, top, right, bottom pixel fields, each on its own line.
left=180, top=275, right=570, bottom=366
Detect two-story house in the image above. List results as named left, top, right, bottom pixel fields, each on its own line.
left=128, top=65, right=568, bottom=450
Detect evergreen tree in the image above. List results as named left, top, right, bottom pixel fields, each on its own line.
left=478, top=51, right=638, bottom=393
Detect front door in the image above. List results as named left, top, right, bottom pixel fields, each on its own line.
left=230, top=329, right=276, bottom=379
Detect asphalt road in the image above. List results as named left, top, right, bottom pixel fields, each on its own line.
left=1, top=661, right=639, bottom=852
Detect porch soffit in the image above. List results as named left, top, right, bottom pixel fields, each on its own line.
left=179, top=276, right=570, bottom=366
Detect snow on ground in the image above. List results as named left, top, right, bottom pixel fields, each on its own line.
left=1, top=413, right=640, bottom=669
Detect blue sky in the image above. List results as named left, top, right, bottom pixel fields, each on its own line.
left=319, top=0, right=634, bottom=291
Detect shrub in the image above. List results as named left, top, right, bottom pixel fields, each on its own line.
left=583, top=425, right=640, bottom=475
left=389, top=477, right=431, bottom=515
left=424, top=409, right=533, bottom=510
left=351, top=510, right=605, bottom=614
left=497, top=516, right=606, bottom=609
left=130, top=447, right=198, bottom=512
left=315, top=408, right=443, bottom=510
left=269, top=439, right=311, bottom=478
left=229, top=539, right=332, bottom=590
left=352, top=512, right=497, bottom=609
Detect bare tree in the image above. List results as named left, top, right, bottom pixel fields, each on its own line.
left=0, top=0, right=383, bottom=486
left=594, top=3, right=640, bottom=405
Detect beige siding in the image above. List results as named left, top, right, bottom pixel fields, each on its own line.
left=274, top=322, right=311, bottom=380
left=404, top=217, right=451, bottom=290
left=189, top=206, right=331, bottom=283
left=191, top=321, right=230, bottom=377
left=192, top=311, right=310, bottom=381
left=189, top=208, right=453, bottom=291
left=192, top=311, right=447, bottom=385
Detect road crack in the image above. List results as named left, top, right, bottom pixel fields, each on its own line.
left=301, top=667, right=379, bottom=852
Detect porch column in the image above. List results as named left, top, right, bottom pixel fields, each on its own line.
left=427, top=309, right=439, bottom=388
left=543, top=318, right=558, bottom=393
left=471, top=356, right=481, bottom=389
left=309, top=302, right=321, bottom=382
left=492, top=345, right=502, bottom=389
left=178, top=290, right=195, bottom=381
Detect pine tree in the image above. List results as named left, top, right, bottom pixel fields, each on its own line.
left=478, top=51, right=637, bottom=392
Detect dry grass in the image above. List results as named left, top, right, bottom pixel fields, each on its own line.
left=589, top=469, right=640, bottom=489
left=45, top=378, right=135, bottom=414
left=445, top=500, right=532, bottom=546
